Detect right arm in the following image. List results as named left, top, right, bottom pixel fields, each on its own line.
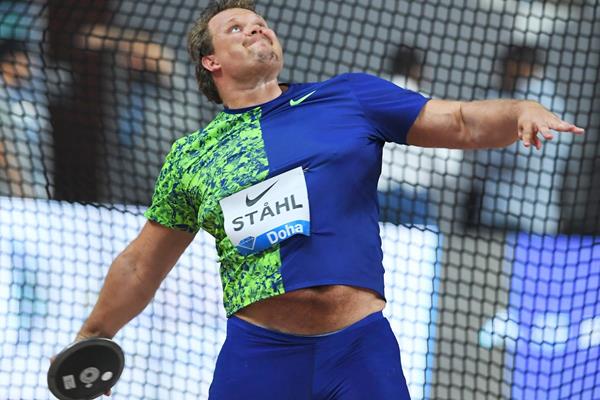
left=76, top=220, right=195, bottom=340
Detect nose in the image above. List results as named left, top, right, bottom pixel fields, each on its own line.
left=247, top=25, right=264, bottom=36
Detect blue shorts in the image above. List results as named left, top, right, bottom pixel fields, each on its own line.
left=209, top=311, right=411, bottom=400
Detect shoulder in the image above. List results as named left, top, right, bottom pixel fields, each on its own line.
left=171, top=111, right=231, bottom=155
left=329, top=72, right=380, bottom=80
left=326, top=73, right=401, bottom=96
left=292, top=72, right=384, bottom=89
left=165, top=111, right=239, bottom=166
left=331, top=72, right=388, bottom=85
left=290, top=73, right=391, bottom=100
left=162, top=129, right=208, bottom=171
left=170, top=129, right=202, bottom=154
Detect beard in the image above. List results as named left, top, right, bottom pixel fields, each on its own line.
left=248, top=41, right=279, bottom=64
left=255, top=50, right=278, bottom=63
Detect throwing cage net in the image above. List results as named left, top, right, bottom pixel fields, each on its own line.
left=1, top=0, right=599, bottom=399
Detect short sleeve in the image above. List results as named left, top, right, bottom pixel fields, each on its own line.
left=344, top=73, right=430, bottom=144
left=144, top=140, right=200, bottom=233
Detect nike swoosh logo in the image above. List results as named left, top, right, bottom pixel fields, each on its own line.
left=289, top=90, right=316, bottom=107
left=245, top=181, right=278, bottom=207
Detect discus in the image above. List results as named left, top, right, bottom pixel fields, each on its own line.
left=48, top=337, right=125, bottom=400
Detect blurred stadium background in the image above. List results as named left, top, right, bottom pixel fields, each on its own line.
left=1, top=0, right=599, bottom=399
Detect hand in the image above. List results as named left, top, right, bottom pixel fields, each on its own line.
left=49, top=334, right=88, bottom=364
left=74, top=332, right=113, bottom=396
left=50, top=332, right=113, bottom=397
left=517, top=101, right=584, bottom=150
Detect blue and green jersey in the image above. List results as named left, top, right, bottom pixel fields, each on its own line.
left=144, top=73, right=429, bottom=316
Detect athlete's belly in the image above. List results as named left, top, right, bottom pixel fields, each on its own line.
left=234, top=285, right=385, bottom=335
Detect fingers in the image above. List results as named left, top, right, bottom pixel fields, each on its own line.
left=547, top=119, right=585, bottom=134
left=520, top=117, right=585, bottom=150
left=521, top=125, right=547, bottom=150
left=519, top=102, right=585, bottom=150
left=529, top=132, right=542, bottom=150
left=518, top=121, right=536, bottom=149
left=540, top=131, right=553, bottom=140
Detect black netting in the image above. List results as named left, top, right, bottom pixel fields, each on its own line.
left=1, top=0, right=599, bottom=399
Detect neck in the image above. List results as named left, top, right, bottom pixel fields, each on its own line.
left=218, top=76, right=283, bottom=109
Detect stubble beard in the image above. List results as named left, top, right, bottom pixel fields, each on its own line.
left=248, top=49, right=282, bottom=79
left=249, top=42, right=279, bottom=64
left=242, top=40, right=283, bottom=78
left=256, top=50, right=278, bottom=63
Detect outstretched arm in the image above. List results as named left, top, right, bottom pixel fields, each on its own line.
left=76, top=220, right=195, bottom=340
left=406, top=99, right=584, bottom=150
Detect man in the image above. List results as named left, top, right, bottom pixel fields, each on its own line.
left=0, top=39, right=52, bottom=198
left=468, top=44, right=572, bottom=233
left=69, top=1, right=583, bottom=399
left=47, top=0, right=175, bottom=204
left=73, top=22, right=175, bottom=204
left=379, top=44, right=431, bottom=225
left=381, top=44, right=463, bottom=227
left=389, top=44, right=423, bottom=93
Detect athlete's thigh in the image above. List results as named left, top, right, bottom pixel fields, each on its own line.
left=316, top=318, right=411, bottom=400
left=208, top=335, right=313, bottom=400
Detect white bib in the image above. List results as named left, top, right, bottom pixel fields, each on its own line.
left=219, top=167, right=311, bottom=255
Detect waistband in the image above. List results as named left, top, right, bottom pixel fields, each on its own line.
left=228, top=311, right=384, bottom=344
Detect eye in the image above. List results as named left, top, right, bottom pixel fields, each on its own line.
left=230, top=25, right=241, bottom=33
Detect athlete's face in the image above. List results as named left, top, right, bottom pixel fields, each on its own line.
left=204, top=8, right=283, bottom=81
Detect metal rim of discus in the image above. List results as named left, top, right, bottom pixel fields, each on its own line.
left=48, top=337, right=125, bottom=400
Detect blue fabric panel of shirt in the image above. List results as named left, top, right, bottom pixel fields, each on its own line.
left=223, top=72, right=429, bottom=300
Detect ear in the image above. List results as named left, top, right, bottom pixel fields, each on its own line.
left=201, top=55, right=220, bottom=72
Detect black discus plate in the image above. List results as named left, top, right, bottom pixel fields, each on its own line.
left=48, top=338, right=125, bottom=400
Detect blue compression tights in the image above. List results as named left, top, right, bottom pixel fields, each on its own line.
left=209, top=311, right=411, bottom=400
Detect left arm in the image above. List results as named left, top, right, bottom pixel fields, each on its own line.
left=406, top=99, right=584, bottom=150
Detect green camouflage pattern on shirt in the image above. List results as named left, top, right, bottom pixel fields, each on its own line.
left=144, top=109, right=285, bottom=316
